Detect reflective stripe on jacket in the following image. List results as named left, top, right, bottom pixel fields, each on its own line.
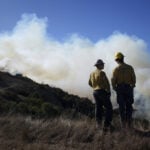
left=89, top=69, right=110, bottom=92
left=111, top=63, right=136, bottom=90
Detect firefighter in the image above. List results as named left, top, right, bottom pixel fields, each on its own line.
left=89, top=59, right=113, bottom=131
left=111, top=52, right=136, bottom=128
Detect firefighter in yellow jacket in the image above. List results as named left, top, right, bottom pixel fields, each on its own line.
left=89, top=59, right=113, bottom=131
left=111, top=52, right=136, bottom=128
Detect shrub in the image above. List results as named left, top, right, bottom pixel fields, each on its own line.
left=41, top=103, right=60, bottom=117
left=29, top=106, right=42, bottom=116
left=17, top=102, right=29, bottom=114
left=25, top=98, right=43, bottom=107
left=0, top=100, right=17, bottom=113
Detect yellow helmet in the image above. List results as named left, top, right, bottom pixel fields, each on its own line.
left=115, top=52, right=124, bottom=60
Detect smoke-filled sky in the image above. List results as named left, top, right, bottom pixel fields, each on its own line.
left=0, top=0, right=150, bottom=119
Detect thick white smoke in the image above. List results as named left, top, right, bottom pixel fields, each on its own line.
left=0, top=14, right=150, bottom=120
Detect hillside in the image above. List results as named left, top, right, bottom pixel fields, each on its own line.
left=0, top=71, right=94, bottom=118
left=0, top=71, right=149, bottom=150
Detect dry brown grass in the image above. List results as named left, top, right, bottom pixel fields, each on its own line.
left=0, top=115, right=149, bottom=150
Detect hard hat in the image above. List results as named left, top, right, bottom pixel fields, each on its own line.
left=115, top=52, right=124, bottom=60
left=94, top=59, right=105, bottom=66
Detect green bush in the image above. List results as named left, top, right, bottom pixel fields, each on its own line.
left=25, top=98, right=43, bottom=107
left=17, top=102, right=29, bottom=114
left=29, top=91, right=41, bottom=99
left=0, top=100, right=17, bottom=113
left=41, top=103, right=60, bottom=117
left=29, top=106, right=42, bottom=116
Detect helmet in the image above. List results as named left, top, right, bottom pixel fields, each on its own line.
left=94, top=59, right=104, bottom=66
left=115, top=52, right=124, bottom=60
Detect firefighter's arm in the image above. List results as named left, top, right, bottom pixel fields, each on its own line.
left=88, top=75, right=92, bottom=87
left=131, top=67, right=136, bottom=87
left=111, top=69, right=117, bottom=90
left=103, top=72, right=110, bottom=93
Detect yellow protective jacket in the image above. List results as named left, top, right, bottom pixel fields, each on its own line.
left=89, top=69, right=110, bottom=92
left=111, top=63, right=136, bottom=90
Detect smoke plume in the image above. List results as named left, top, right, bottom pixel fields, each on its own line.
left=0, top=14, right=150, bottom=120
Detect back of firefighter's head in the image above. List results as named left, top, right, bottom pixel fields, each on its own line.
left=94, top=59, right=105, bottom=69
left=115, top=52, right=124, bottom=63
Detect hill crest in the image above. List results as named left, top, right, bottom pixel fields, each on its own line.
left=0, top=71, right=94, bottom=118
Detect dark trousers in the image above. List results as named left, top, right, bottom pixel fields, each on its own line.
left=93, top=89, right=113, bottom=127
left=116, top=84, right=134, bottom=127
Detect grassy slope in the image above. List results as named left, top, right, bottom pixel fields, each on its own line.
left=0, top=72, right=149, bottom=150
left=0, top=115, right=149, bottom=150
